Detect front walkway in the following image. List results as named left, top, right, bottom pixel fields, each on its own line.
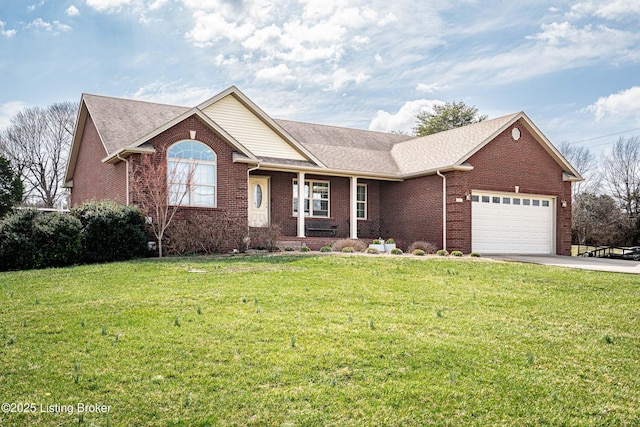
left=493, top=255, right=640, bottom=274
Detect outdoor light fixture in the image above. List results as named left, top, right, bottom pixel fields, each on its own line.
left=561, top=199, right=567, bottom=208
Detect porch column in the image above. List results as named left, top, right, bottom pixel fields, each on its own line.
left=350, top=176, right=358, bottom=239
left=297, top=171, right=305, bottom=238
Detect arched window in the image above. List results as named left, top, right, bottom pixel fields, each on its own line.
left=167, top=141, right=217, bottom=207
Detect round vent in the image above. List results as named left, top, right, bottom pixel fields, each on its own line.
left=512, top=127, right=521, bottom=141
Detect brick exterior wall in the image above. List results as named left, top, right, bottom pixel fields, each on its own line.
left=379, top=119, right=573, bottom=255
left=70, top=115, right=126, bottom=205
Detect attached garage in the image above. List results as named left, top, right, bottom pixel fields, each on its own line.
left=471, top=191, right=555, bottom=254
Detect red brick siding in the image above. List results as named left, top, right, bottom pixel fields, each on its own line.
left=379, top=176, right=443, bottom=250
left=70, top=115, right=126, bottom=206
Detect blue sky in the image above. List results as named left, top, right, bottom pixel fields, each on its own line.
left=1, top=0, right=639, bottom=154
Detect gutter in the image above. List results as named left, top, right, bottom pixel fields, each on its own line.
left=116, top=154, right=130, bottom=206
left=436, top=170, right=446, bottom=251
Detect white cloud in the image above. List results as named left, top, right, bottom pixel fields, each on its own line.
left=66, top=5, right=81, bottom=16
left=256, top=64, right=294, bottom=81
left=368, top=99, right=443, bottom=133
left=0, top=21, right=17, bottom=37
left=417, top=83, right=446, bottom=93
left=86, top=0, right=132, bottom=13
left=187, top=11, right=256, bottom=46
left=130, top=81, right=215, bottom=106
left=27, top=18, right=72, bottom=32
left=568, top=0, right=640, bottom=20
left=327, top=68, right=370, bottom=91
left=587, top=86, right=640, bottom=121
left=0, top=101, right=28, bottom=130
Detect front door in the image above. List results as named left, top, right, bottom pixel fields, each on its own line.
left=248, top=176, right=270, bottom=227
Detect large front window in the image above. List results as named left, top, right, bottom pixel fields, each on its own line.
left=293, top=179, right=329, bottom=217
left=167, top=141, right=217, bottom=207
left=356, top=184, right=367, bottom=220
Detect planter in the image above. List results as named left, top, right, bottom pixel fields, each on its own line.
left=369, top=244, right=385, bottom=252
left=384, top=243, right=396, bottom=252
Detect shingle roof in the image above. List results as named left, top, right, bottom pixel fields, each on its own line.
left=83, top=94, right=189, bottom=155
left=391, top=113, right=520, bottom=175
left=275, top=119, right=412, bottom=174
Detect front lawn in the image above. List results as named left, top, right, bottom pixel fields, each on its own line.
left=1, top=255, right=639, bottom=426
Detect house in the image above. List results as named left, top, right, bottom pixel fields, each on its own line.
left=64, top=86, right=582, bottom=255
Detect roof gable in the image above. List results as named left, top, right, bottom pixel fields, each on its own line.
left=198, top=87, right=324, bottom=166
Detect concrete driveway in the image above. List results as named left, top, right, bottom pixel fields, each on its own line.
left=493, top=255, right=640, bottom=274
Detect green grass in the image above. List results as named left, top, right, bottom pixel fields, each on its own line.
left=1, top=255, right=639, bottom=426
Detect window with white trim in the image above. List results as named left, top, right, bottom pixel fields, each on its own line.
left=293, top=179, right=329, bottom=217
left=167, top=141, right=217, bottom=207
left=356, top=184, right=367, bottom=220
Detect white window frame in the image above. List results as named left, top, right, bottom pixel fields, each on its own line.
left=356, top=183, right=367, bottom=220
left=293, top=179, right=330, bottom=218
left=167, top=141, right=217, bottom=208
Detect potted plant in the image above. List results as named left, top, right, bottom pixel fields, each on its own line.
left=384, top=238, right=396, bottom=252
left=369, top=238, right=385, bottom=252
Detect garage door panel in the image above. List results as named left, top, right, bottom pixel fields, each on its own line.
left=472, top=192, right=553, bottom=254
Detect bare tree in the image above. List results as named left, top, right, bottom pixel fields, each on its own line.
left=0, top=102, right=77, bottom=208
left=130, top=152, right=193, bottom=257
left=558, top=141, right=599, bottom=198
left=601, top=136, right=640, bottom=243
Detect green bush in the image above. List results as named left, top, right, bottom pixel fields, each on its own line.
left=34, top=213, right=82, bottom=268
left=341, top=247, right=355, bottom=253
left=0, top=209, right=40, bottom=270
left=390, top=248, right=403, bottom=255
left=72, top=200, right=147, bottom=263
left=0, top=210, right=82, bottom=271
left=284, top=246, right=295, bottom=252
left=412, top=249, right=425, bottom=256
left=366, top=247, right=379, bottom=254
left=299, top=246, right=310, bottom=252
left=451, top=250, right=464, bottom=257
left=470, top=252, right=481, bottom=257
left=437, top=249, right=449, bottom=256
left=332, top=239, right=366, bottom=252
left=320, top=246, right=332, bottom=252
left=385, top=238, right=395, bottom=244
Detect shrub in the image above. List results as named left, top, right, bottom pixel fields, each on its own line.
left=299, top=246, right=310, bottom=252
left=0, top=209, right=41, bottom=270
left=248, top=223, right=282, bottom=252
left=390, top=248, right=403, bottom=255
left=320, top=246, right=332, bottom=252
left=0, top=210, right=82, bottom=270
left=412, top=249, right=425, bottom=256
left=284, top=246, right=295, bottom=252
left=72, top=200, right=147, bottom=263
left=408, top=241, right=438, bottom=254
left=166, top=213, right=246, bottom=255
left=366, top=247, right=379, bottom=254
left=451, top=250, right=464, bottom=257
left=332, top=239, right=366, bottom=252
left=34, top=213, right=82, bottom=268
left=437, top=249, right=449, bottom=256
left=385, top=238, right=395, bottom=244
left=470, top=252, right=481, bottom=257
left=372, top=238, right=383, bottom=244
left=341, top=247, right=355, bottom=253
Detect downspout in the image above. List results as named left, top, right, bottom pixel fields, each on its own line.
left=436, top=170, right=446, bottom=251
left=116, top=154, right=130, bottom=206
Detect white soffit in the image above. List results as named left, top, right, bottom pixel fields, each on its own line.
left=203, top=95, right=307, bottom=161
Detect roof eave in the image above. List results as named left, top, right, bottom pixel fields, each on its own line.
left=257, top=161, right=403, bottom=181
left=102, top=145, right=157, bottom=164
left=400, top=163, right=474, bottom=180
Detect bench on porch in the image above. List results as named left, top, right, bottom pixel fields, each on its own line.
left=305, top=220, right=338, bottom=237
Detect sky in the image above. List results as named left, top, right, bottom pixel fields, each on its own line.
left=1, top=0, right=640, bottom=155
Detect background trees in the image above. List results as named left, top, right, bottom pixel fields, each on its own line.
left=414, top=101, right=487, bottom=136
left=0, top=102, right=77, bottom=208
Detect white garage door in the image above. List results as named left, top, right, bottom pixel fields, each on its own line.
left=472, top=192, right=554, bottom=254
